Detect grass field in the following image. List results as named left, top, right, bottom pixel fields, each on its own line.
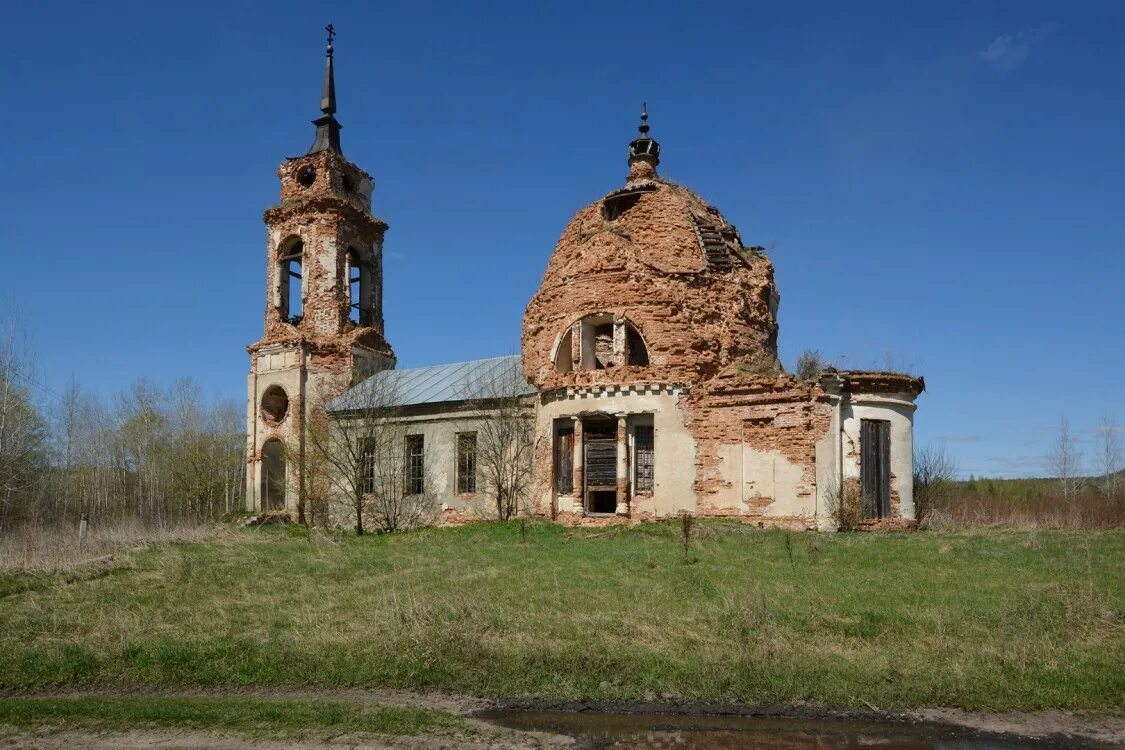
left=0, top=521, right=1121, bottom=714
left=0, top=695, right=465, bottom=739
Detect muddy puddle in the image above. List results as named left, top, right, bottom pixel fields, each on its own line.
left=479, top=709, right=1063, bottom=749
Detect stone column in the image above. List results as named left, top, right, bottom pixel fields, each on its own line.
left=570, top=322, right=582, bottom=370
left=615, top=414, right=629, bottom=516
left=571, top=417, right=584, bottom=514
left=612, top=320, right=627, bottom=367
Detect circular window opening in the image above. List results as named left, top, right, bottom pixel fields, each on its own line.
left=260, top=385, right=290, bottom=425
left=296, top=165, right=316, bottom=187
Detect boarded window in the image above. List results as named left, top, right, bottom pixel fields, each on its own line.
left=456, top=432, right=477, bottom=494
left=554, top=426, right=574, bottom=494
left=404, top=435, right=424, bottom=496
left=584, top=423, right=617, bottom=490
left=634, top=424, right=654, bottom=492
left=860, top=419, right=891, bottom=519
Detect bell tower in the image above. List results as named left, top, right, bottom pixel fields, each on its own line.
left=246, top=25, right=395, bottom=514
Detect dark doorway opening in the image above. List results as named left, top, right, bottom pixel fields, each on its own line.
left=260, top=439, right=286, bottom=511
left=588, top=491, right=617, bottom=514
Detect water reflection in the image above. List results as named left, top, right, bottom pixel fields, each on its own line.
left=479, top=710, right=1047, bottom=750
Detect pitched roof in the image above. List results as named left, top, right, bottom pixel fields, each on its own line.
left=327, top=355, right=533, bottom=412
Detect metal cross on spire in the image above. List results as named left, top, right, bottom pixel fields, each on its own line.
left=308, top=23, right=342, bottom=154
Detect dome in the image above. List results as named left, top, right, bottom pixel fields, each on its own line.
left=522, top=112, right=780, bottom=391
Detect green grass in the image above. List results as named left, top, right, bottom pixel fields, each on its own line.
left=0, top=696, right=465, bottom=738
left=0, top=522, right=1122, bottom=714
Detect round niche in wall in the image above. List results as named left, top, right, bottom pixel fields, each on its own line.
left=297, top=165, right=316, bottom=187
left=260, top=385, right=290, bottom=425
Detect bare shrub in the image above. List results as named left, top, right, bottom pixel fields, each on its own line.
left=928, top=485, right=1123, bottom=529
left=913, top=443, right=957, bottom=522
left=306, top=372, right=437, bottom=535
left=462, top=358, right=535, bottom=521
left=824, top=476, right=862, bottom=531
left=793, top=349, right=831, bottom=381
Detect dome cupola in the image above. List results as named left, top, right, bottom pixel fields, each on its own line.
left=522, top=110, right=781, bottom=392
left=627, top=104, right=661, bottom=182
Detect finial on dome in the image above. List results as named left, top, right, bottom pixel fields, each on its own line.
left=308, top=23, right=343, bottom=155
left=628, top=103, right=660, bottom=180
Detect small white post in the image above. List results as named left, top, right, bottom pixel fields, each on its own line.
left=78, top=513, right=89, bottom=551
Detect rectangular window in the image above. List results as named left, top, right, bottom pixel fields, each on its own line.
left=361, top=439, right=376, bottom=494
left=554, top=425, right=574, bottom=494
left=456, top=432, right=477, bottom=494
left=634, top=424, right=654, bottom=492
left=404, top=434, right=424, bottom=496
left=860, top=419, right=891, bottom=518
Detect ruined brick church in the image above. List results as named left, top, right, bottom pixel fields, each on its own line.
left=245, top=33, right=924, bottom=530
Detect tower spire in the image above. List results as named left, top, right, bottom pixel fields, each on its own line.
left=308, top=24, right=342, bottom=155
left=627, top=102, right=660, bottom=180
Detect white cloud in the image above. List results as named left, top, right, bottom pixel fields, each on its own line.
left=980, top=31, right=1032, bottom=71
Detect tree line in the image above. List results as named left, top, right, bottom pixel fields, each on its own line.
left=0, top=320, right=244, bottom=531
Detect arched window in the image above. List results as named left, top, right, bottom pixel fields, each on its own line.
left=626, top=325, right=649, bottom=366
left=260, top=439, right=287, bottom=511
left=553, top=328, right=573, bottom=373
left=346, top=248, right=372, bottom=325
left=278, top=240, right=303, bottom=323
left=579, top=313, right=615, bottom=370
left=555, top=315, right=650, bottom=372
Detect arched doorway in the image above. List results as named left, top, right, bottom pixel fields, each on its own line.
left=260, top=439, right=287, bottom=511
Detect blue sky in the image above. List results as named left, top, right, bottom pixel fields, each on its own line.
left=1, top=1, right=1122, bottom=478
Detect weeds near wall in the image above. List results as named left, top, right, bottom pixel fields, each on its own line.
left=824, top=477, right=862, bottom=532
left=679, top=512, right=695, bottom=563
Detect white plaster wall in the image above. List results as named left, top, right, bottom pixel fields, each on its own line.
left=739, top=444, right=810, bottom=517
left=246, top=347, right=305, bottom=513
left=840, top=394, right=917, bottom=519
left=535, top=389, right=696, bottom=518
left=334, top=408, right=506, bottom=517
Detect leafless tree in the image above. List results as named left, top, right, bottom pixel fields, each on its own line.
left=1047, top=416, right=1083, bottom=502
left=1096, top=414, right=1122, bottom=500
left=464, top=360, right=535, bottom=521
left=913, top=442, right=957, bottom=521
left=306, top=372, right=436, bottom=535
left=0, top=316, right=49, bottom=530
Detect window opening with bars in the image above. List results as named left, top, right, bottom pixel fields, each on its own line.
left=404, top=435, right=424, bottom=496
left=456, top=432, right=477, bottom=494
left=634, top=424, right=654, bottom=492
